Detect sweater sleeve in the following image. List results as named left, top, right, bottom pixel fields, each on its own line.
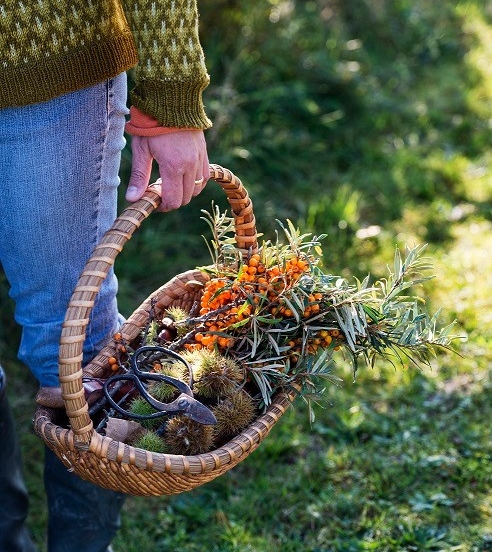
left=121, top=0, right=212, bottom=129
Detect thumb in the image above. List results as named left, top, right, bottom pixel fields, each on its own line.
left=126, top=136, right=153, bottom=202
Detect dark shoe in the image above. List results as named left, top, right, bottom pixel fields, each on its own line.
left=0, top=365, right=38, bottom=552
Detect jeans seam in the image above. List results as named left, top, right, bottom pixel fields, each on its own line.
left=86, top=78, right=113, bottom=362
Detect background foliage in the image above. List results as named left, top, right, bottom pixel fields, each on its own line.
left=0, top=0, right=490, bottom=550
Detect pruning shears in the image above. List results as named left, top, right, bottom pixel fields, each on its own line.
left=102, top=345, right=217, bottom=425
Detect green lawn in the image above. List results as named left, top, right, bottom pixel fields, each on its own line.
left=107, top=219, right=491, bottom=552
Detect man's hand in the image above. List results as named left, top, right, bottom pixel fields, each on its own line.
left=125, top=129, right=209, bottom=212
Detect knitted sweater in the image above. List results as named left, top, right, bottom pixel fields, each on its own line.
left=0, top=0, right=211, bottom=129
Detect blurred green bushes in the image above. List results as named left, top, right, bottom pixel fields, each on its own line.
left=2, top=0, right=491, bottom=325
left=115, top=0, right=490, bottom=315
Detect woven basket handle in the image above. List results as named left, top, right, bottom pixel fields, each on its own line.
left=58, top=164, right=258, bottom=444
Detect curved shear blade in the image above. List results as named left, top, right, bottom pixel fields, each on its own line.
left=178, top=395, right=217, bottom=425
left=148, top=393, right=217, bottom=425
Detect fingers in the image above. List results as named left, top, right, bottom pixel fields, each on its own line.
left=127, top=130, right=209, bottom=212
left=191, top=146, right=210, bottom=199
left=126, top=136, right=153, bottom=202
left=154, top=130, right=208, bottom=212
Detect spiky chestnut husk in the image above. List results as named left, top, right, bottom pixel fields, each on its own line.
left=146, top=380, right=178, bottom=403
left=128, top=397, right=159, bottom=429
left=163, top=307, right=190, bottom=336
left=164, top=306, right=189, bottom=323
left=164, top=416, right=215, bottom=455
left=183, top=349, right=245, bottom=400
left=148, top=362, right=188, bottom=402
left=132, top=430, right=167, bottom=453
left=212, top=390, right=257, bottom=441
left=154, top=359, right=189, bottom=381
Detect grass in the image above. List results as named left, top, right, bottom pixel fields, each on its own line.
left=1, top=1, right=491, bottom=550
left=8, top=188, right=490, bottom=552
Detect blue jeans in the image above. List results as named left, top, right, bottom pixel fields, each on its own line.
left=0, top=75, right=128, bottom=551
left=0, top=75, right=126, bottom=387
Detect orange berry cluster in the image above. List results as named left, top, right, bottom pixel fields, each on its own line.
left=182, top=253, right=307, bottom=351
left=107, top=332, right=128, bottom=371
left=183, top=253, right=345, bottom=358
left=270, top=291, right=323, bottom=319
left=287, top=328, right=345, bottom=362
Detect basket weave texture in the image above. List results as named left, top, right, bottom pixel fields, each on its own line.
left=34, top=164, right=297, bottom=496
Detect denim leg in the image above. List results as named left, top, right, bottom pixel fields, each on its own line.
left=44, top=447, right=125, bottom=552
left=0, top=367, right=38, bottom=552
left=0, top=74, right=129, bottom=551
left=0, top=73, right=128, bottom=387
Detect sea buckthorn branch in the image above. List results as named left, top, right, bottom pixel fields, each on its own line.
left=104, top=210, right=457, bottom=421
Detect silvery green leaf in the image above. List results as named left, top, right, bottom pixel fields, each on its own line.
left=266, top=332, right=281, bottom=355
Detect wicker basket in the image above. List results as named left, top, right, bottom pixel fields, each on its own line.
left=34, top=164, right=298, bottom=496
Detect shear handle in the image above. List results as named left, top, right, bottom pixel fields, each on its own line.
left=131, top=345, right=194, bottom=389
left=103, top=372, right=188, bottom=412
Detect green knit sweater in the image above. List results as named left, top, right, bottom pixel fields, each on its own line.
left=0, top=0, right=211, bottom=129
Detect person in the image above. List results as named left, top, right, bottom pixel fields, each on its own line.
left=0, top=1, right=212, bottom=551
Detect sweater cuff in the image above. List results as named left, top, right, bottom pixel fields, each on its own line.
left=125, top=106, right=193, bottom=136
left=130, top=75, right=212, bottom=129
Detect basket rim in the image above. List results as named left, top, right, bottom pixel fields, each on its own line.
left=34, top=382, right=299, bottom=475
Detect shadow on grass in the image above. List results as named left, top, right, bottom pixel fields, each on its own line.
left=106, top=359, right=491, bottom=552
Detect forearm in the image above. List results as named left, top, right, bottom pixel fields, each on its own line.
left=121, top=0, right=212, bottom=129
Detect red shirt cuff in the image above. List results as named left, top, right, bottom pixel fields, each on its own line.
left=125, top=106, right=193, bottom=136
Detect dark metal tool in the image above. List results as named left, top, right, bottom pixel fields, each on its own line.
left=102, top=345, right=216, bottom=425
